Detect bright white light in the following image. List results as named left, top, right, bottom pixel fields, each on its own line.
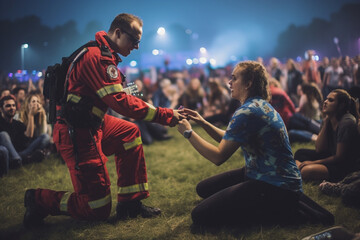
left=193, top=58, right=199, bottom=64
left=314, top=55, right=319, bottom=61
left=37, top=71, right=43, bottom=78
left=186, top=59, right=193, bottom=65
left=22, top=43, right=28, bottom=49
left=199, top=57, right=207, bottom=64
left=152, top=49, right=159, bottom=55
left=200, top=47, right=207, bottom=54
left=130, top=60, right=137, bottom=67
left=157, top=27, right=166, bottom=36
left=210, top=58, right=217, bottom=66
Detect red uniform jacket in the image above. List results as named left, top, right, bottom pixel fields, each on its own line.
left=66, top=31, right=173, bottom=125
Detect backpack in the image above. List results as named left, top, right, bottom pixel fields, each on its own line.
left=43, top=41, right=99, bottom=124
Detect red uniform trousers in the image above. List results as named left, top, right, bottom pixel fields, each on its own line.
left=33, top=114, right=149, bottom=220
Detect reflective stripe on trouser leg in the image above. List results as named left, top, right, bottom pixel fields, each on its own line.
left=123, top=136, right=142, bottom=151
left=118, top=182, right=149, bottom=194
left=118, top=136, right=149, bottom=200
left=60, top=191, right=111, bottom=213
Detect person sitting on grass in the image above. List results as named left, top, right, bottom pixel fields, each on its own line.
left=177, top=61, right=334, bottom=229
left=0, top=95, right=46, bottom=177
left=295, top=89, right=360, bottom=182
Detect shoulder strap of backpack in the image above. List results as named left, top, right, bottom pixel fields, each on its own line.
left=61, top=41, right=100, bottom=103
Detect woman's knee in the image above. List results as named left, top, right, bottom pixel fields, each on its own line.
left=301, top=165, right=329, bottom=181
left=0, top=131, right=11, bottom=142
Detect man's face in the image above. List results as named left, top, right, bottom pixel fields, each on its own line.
left=116, top=21, right=142, bottom=57
left=1, top=99, right=16, bottom=119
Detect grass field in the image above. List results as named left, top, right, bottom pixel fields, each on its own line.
left=1, top=125, right=359, bottom=240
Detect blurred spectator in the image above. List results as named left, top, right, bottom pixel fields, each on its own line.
left=318, top=57, right=330, bottom=85
left=203, top=80, right=231, bottom=126
left=319, top=171, right=360, bottom=209
left=179, top=77, right=206, bottom=114
left=269, top=79, right=321, bottom=143
left=0, top=95, right=47, bottom=176
left=341, top=56, right=353, bottom=90
left=353, top=55, right=360, bottom=86
left=152, top=78, right=178, bottom=108
left=268, top=57, right=284, bottom=82
left=302, top=50, right=321, bottom=86
left=0, top=89, right=11, bottom=98
left=324, top=57, right=343, bottom=96
left=12, top=86, right=26, bottom=111
left=19, top=93, right=51, bottom=141
left=132, top=79, right=172, bottom=145
left=286, top=58, right=303, bottom=106
left=296, top=83, right=323, bottom=121
left=269, top=79, right=295, bottom=129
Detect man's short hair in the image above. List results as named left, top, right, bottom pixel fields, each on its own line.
left=12, top=87, right=26, bottom=95
left=0, top=95, right=16, bottom=108
left=108, top=13, right=143, bottom=33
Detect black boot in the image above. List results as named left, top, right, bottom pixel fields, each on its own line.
left=23, top=189, right=48, bottom=228
left=116, top=201, right=161, bottom=219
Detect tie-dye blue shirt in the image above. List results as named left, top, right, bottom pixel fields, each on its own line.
left=224, top=97, right=302, bottom=192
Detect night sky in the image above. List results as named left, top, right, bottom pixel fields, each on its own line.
left=1, top=0, right=359, bottom=67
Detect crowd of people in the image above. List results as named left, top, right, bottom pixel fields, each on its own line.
left=0, top=12, right=360, bottom=236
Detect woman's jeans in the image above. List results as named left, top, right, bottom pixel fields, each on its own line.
left=0, top=131, right=50, bottom=173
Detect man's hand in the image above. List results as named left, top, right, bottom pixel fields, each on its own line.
left=169, top=110, right=186, bottom=127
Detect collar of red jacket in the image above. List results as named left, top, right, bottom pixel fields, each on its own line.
left=95, top=31, right=122, bottom=63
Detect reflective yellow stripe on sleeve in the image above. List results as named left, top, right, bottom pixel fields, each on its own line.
left=91, top=106, right=105, bottom=119
left=96, top=84, right=124, bottom=98
left=118, top=183, right=149, bottom=195
left=88, top=194, right=111, bottom=209
left=143, top=103, right=156, bottom=121
left=60, top=191, right=71, bottom=213
left=123, top=137, right=142, bottom=150
left=67, top=94, right=81, bottom=103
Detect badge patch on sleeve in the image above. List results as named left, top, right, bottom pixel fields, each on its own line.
left=106, top=65, right=119, bottom=79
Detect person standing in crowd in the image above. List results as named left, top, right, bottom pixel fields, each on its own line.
left=177, top=61, right=333, bottom=229
left=23, top=13, right=183, bottom=228
left=324, top=57, right=344, bottom=96
left=302, top=50, right=321, bottom=86
left=0, top=95, right=46, bottom=177
left=295, top=89, right=360, bottom=182
left=340, top=55, right=353, bottom=90
left=318, top=57, right=330, bottom=85
left=268, top=57, right=284, bottom=83
left=286, top=58, right=303, bottom=107
left=12, top=87, right=26, bottom=112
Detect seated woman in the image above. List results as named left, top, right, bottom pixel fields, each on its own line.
left=18, top=93, right=51, bottom=157
left=177, top=61, right=333, bottom=229
left=287, top=83, right=323, bottom=143
left=269, top=80, right=320, bottom=143
left=203, top=80, right=230, bottom=126
left=295, top=89, right=360, bottom=182
left=179, top=77, right=206, bottom=114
